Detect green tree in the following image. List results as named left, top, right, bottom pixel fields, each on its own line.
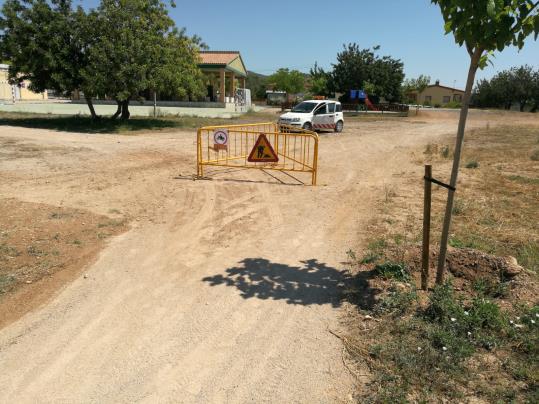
left=331, top=44, right=404, bottom=102
left=268, top=68, right=305, bottom=94
left=1, top=0, right=205, bottom=120
left=0, top=0, right=99, bottom=117
left=472, top=66, right=537, bottom=110
left=511, top=65, right=535, bottom=111
left=309, top=62, right=332, bottom=97
left=402, top=75, right=431, bottom=103
left=432, top=0, right=539, bottom=285
left=531, top=69, right=539, bottom=112
left=83, top=0, right=205, bottom=120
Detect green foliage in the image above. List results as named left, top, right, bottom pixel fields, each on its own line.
left=267, top=68, right=305, bottom=94
left=0, top=0, right=87, bottom=95
left=309, top=62, right=332, bottom=97
left=360, top=238, right=387, bottom=264
left=361, top=279, right=539, bottom=402
left=0, top=0, right=205, bottom=119
left=472, top=278, right=510, bottom=298
left=83, top=0, right=205, bottom=119
left=401, top=74, right=431, bottom=103
left=472, top=65, right=539, bottom=111
left=465, top=160, right=479, bottom=168
left=433, top=0, right=539, bottom=60
left=331, top=44, right=404, bottom=102
left=373, top=284, right=418, bottom=317
left=374, top=261, right=410, bottom=281
left=445, top=100, right=462, bottom=108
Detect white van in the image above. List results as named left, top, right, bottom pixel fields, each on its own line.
left=278, top=100, right=344, bottom=132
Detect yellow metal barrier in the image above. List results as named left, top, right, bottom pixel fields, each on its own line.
left=197, top=122, right=319, bottom=185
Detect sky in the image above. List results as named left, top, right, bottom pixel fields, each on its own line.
left=5, top=0, right=539, bottom=89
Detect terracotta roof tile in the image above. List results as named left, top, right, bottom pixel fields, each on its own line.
left=199, top=51, right=240, bottom=65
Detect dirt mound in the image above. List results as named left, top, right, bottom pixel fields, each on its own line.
left=446, top=247, right=523, bottom=282
left=404, top=245, right=523, bottom=284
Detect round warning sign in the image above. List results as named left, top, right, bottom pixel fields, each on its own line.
left=213, top=129, right=228, bottom=145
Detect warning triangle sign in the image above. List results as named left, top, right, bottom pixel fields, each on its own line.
left=248, top=134, right=279, bottom=163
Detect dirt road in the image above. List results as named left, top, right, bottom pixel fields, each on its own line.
left=0, top=113, right=489, bottom=402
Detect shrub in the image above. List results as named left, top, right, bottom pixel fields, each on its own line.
left=374, top=261, right=410, bottom=281
left=531, top=149, right=539, bottom=161
left=465, top=160, right=479, bottom=169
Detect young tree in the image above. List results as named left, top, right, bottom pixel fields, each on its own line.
left=432, top=0, right=539, bottom=284
left=268, top=68, right=305, bottom=94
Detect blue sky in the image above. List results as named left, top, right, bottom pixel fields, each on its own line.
left=5, top=0, right=539, bottom=89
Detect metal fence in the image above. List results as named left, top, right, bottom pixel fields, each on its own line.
left=197, top=122, right=319, bottom=185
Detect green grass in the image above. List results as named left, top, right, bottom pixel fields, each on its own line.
left=352, top=282, right=539, bottom=402
left=0, top=110, right=278, bottom=134
left=373, top=261, right=410, bottom=281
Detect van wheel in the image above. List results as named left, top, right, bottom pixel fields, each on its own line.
left=335, top=120, right=344, bottom=133
left=302, top=122, right=312, bottom=131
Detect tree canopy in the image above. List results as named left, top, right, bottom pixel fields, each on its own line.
left=0, top=0, right=206, bottom=119
left=473, top=65, right=538, bottom=111
left=331, top=44, right=404, bottom=102
left=268, top=68, right=305, bottom=94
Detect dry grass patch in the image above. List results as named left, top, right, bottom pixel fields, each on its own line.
left=343, top=125, right=539, bottom=402
left=0, top=198, right=128, bottom=328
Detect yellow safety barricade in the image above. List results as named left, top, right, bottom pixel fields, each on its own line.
left=197, top=122, right=319, bottom=185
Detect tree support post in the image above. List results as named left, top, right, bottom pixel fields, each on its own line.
left=421, top=164, right=432, bottom=290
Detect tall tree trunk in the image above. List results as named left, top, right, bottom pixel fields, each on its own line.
left=111, top=100, right=122, bottom=120
left=436, top=48, right=483, bottom=285
left=519, top=100, right=526, bottom=112
left=121, top=100, right=130, bottom=120
left=85, top=96, right=99, bottom=120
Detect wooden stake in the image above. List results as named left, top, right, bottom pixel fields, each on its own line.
left=421, top=165, right=432, bottom=291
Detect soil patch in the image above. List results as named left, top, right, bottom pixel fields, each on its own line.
left=0, top=198, right=128, bottom=328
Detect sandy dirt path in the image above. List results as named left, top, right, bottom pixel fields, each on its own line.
left=0, top=114, right=470, bottom=402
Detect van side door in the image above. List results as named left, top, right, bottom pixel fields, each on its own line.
left=312, top=103, right=332, bottom=130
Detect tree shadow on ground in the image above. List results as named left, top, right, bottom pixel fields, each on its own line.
left=0, top=113, right=238, bottom=134
left=202, top=258, right=382, bottom=309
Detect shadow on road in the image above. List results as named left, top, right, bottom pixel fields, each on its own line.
left=202, top=258, right=382, bottom=308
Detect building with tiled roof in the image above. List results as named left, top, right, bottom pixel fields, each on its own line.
left=198, top=51, right=247, bottom=103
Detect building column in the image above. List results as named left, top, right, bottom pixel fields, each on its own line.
left=239, top=77, right=246, bottom=89
left=230, top=72, right=236, bottom=99
left=219, top=69, right=225, bottom=103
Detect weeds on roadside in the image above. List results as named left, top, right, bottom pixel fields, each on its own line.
left=351, top=282, right=539, bottom=402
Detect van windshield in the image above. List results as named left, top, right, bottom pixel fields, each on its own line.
left=291, top=102, right=317, bottom=113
